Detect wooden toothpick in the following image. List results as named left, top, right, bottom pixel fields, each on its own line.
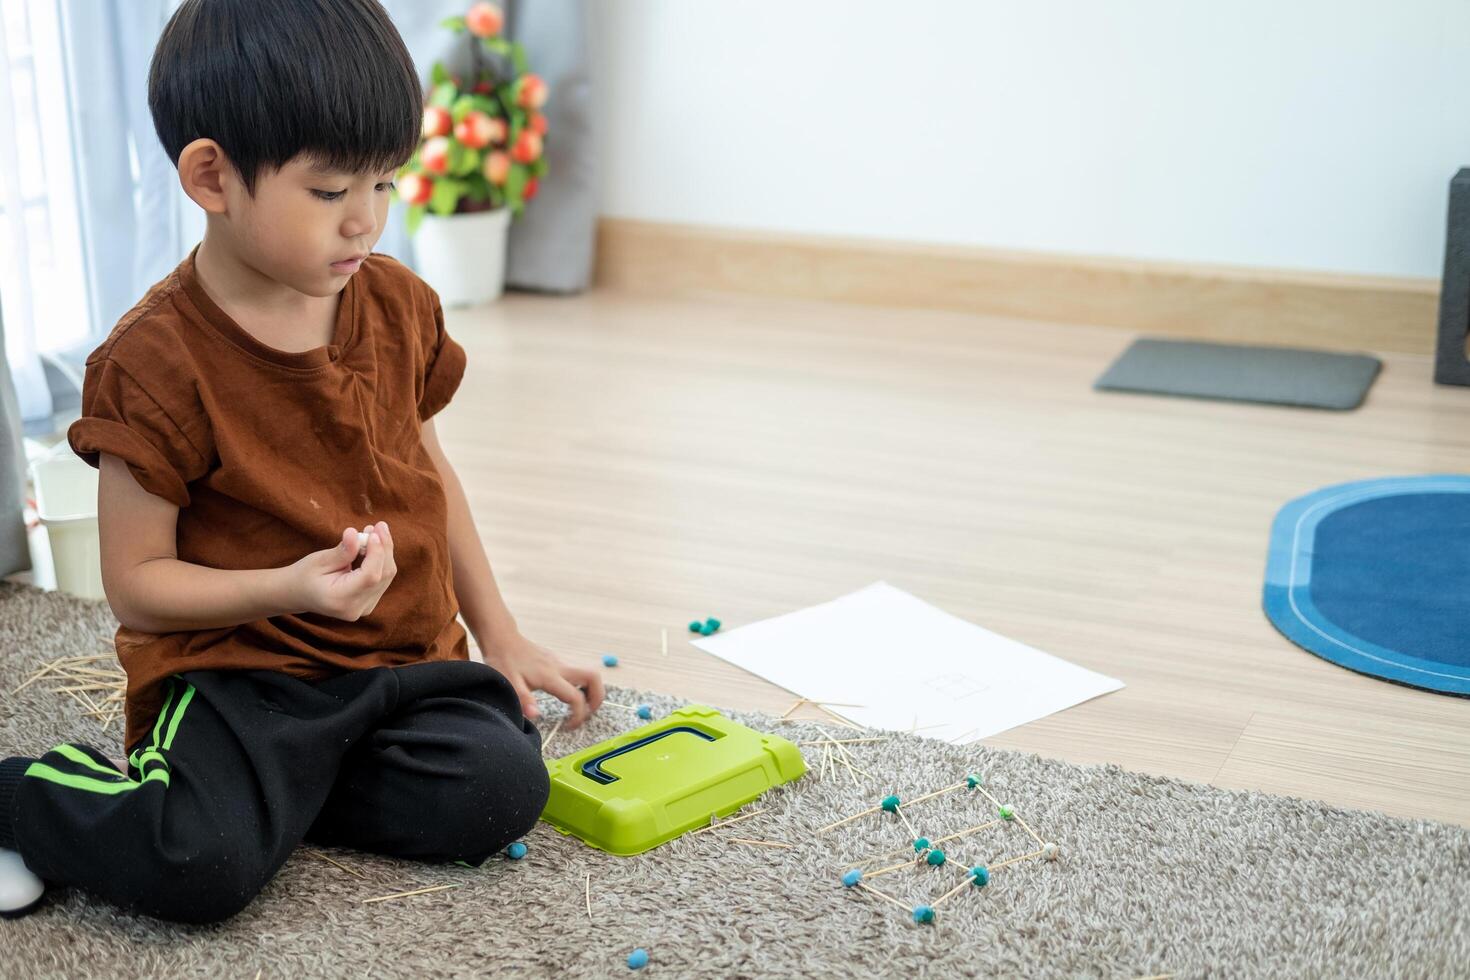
left=360, top=883, right=459, bottom=904
left=987, top=845, right=1049, bottom=872
left=864, top=856, right=922, bottom=879
left=931, top=872, right=978, bottom=908
left=728, top=837, right=794, bottom=849
left=304, top=848, right=366, bottom=879
left=687, top=807, right=765, bottom=837
left=584, top=872, right=592, bottom=921
left=539, top=717, right=564, bottom=757
left=855, top=881, right=911, bottom=914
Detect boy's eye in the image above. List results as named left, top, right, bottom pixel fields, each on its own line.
left=376, top=181, right=395, bottom=193
left=312, top=188, right=347, bottom=202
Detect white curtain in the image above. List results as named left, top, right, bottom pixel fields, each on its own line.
left=0, top=0, right=594, bottom=442
left=0, top=0, right=196, bottom=438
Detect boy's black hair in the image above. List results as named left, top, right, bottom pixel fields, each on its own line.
left=148, top=0, right=421, bottom=195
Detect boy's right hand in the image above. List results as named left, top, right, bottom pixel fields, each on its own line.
left=289, top=521, right=397, bottom=621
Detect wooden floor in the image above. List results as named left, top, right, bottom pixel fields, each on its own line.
left=436, top=286, right=1470, bottom=827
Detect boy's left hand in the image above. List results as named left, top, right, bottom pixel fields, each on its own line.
left=479, top=632, right=605, bottom=730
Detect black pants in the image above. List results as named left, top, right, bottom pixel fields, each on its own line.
left=0, top=660, right=548, bottom=924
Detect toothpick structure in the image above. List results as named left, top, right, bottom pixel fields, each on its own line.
left=832, top=773, right=1062, bottom=924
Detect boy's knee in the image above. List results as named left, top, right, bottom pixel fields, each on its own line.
left=134, top=837, right=272, bottom=924
left=435, top=731, right=550, bottom=859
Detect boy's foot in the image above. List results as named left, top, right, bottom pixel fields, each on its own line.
left=0, top=848, right=44, bottom=918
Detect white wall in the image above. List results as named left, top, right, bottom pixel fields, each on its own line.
left=592, top=1, right=1470, bottom=280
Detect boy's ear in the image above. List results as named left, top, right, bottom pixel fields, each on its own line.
left=176, top=138, right=234, bottom=214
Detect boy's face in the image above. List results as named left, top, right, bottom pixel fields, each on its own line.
left=229, top=155, right=398, bottom=297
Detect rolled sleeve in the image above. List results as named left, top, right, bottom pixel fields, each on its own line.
left=66, top=357, right=208, bottom=508
left=418, top=294, right=467, bottom=422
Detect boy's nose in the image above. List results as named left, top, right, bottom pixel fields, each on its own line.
left=341, top=207, right=377, bottom=239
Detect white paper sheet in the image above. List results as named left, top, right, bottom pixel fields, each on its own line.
left=690, top=582, right=1124, bottom=742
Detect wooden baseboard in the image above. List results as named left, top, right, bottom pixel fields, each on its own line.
left=595, top=218, right=1442, bottom=355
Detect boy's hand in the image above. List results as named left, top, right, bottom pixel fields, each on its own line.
left=481, top=633, right=605, bottom=730
left=289, top=522, right=397, bottom=622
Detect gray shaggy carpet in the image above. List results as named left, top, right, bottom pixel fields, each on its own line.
left=0, top=581, right=1467, bottom=978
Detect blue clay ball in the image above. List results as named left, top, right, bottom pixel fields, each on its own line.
left=912, top=904, right=935, bottom=924
left=912, top=837, right=930, bottom=852
left=636, top=704, right=653, bottom=720
left=705, top=617, right=721, bottom=631
left=688, top=620, right=703, bottom=633
left=602, top=654, right=619, bottom=667
left=881, top=795, right=901, bottom=812
left=627, top=948, right=649, bottom=970
left=841, top=869, right=862, bottom=887
left=967, top=774, right=983, bottom=789
left=926, top=849, right=946, bottom=867
left=505, top=841, right=528, bottom=860
left=971, top=865, right=990, bottom=886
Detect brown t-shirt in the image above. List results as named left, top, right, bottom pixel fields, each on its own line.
left=66, top=245, right=470, bottom=751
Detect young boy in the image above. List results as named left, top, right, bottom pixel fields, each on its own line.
left=0, top=0, right=603, bottom=922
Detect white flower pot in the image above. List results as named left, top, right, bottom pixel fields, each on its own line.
left=413, top=207, right=511, bottom=307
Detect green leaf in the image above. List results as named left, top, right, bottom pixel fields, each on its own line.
left=504, top=164, right=527, bottom=205
left=450, top=145, right=482, bottom=178
left=531, top=157, right=548, bottom=178
left=405, top=203, right=426, bottom=235
left=465, top=175, right=491, bottom=203
left=430, top=62, right=450, bottom=87
left=428, top=81, right=458, bottom=109
left=482, top=37, right=512, bottom=57
left=439, top=15, right=466, bottom=32
left=498, top=82, right=519, bottom=114
left=469, top=95, right=500, bottom=117
left=451, top=94, right=477, bottom=125
left=508, top=40, right=529, bottom=77
left=428, top=178, right=464, bottom=216
left=488, top=184, right=505, bottom=209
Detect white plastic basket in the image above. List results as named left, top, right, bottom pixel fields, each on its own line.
left=30, top=448, right=103, bottom=600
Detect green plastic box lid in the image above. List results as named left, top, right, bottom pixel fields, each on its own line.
left=540, top=704, right=807, bottom=856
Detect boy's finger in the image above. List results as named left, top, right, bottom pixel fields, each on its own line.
left=374, top=520, right=393, bottom=554
left=563, top=665, right=606, bottom=713
left=354, top=529, right=385, bottom=586
left=509, top=674, right=539, bottom=720
left=543, top=674, right=589, bottom=729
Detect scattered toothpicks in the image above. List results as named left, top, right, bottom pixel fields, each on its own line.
left=10, top=650, right=127, bottom=729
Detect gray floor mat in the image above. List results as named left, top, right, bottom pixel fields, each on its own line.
left=1095, top=337, right=1382, bottom=410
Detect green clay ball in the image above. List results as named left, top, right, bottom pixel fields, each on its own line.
left=966, top=774, right=983, bottom=789
left=912, top=837, right=930, bottom=852
left=912, top=904, right=935, bottom=924
left=881, top=795, right=901, bottom=812
left=925, top=849, right=946, bottom=867
left=998, top=804, right=1015, bottom=820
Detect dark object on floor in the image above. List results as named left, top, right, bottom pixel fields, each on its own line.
left=1095, top=338, right=1381, bottom=410
left=1264, top=475, right=1470, bottom=696
left=1434, top=168, right=1470, bottom=386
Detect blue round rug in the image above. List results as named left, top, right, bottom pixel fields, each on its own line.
left=1264, top=475, right=1470, bottom=695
